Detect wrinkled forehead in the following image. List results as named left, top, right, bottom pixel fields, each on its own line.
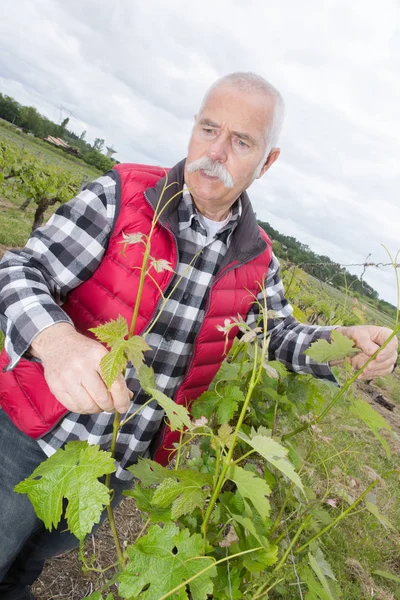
left=198, top=83, right=275, bottom=143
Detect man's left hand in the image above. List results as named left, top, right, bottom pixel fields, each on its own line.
left=336, top=326, right=398, bottom=380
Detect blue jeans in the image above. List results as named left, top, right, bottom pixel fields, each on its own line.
left=0, top=411, right=132, bottom=600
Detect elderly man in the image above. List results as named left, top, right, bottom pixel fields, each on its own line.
left=0, top=72, right=397, bottom=598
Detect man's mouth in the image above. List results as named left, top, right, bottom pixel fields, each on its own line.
left=199, top=170, right=220, bottom=181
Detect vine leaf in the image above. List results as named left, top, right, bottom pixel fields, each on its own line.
left=14, top=441, right=115, bottom=540
left=90, top=316, right=151, bottom=388
left=99, top=342, right=126, bottom=388
left=227, top=465, right=271, bottom=520
left=154, top=471, right=211, bottom=520
left=148, top=388, right=191, bottom=431
left=89, top=315, right=128, bottom=347
left=138, top=363, right=157, bottom=390
left=350, top=398, right=392, bottom=458
left=118, top=522, right=217, bottom=600
left=304, top=330, right=359, bottom=363
left=152, top=477, right=207, bottom=520
left=218, top=423, right=234, bottom=447
left=239, top=429, right=304, bottom=494
left=125, top=336, right=151, bottom=372
left=218, top=386, right=245, bottom=424
left=124, top=486, right=172, bottom=522
left=129, top=457, right=169, bottom=486
left=191, top=385, right=244, bottom=425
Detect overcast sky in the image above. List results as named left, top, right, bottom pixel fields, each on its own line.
left=1, top=0, right=399, bottom=304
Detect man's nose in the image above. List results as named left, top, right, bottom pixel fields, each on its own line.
left=207, top=136, right=228, bottom=163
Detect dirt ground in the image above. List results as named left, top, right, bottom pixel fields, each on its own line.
left=32, top=499, right=145, bottom=600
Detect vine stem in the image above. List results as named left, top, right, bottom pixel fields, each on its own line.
left=201, top=342, right=260, bottom=538
left=201, top=286, right=270, bottom=539
left=105, top=412, right=124, bottom=567
left=282, top=326, right=400, bottom=442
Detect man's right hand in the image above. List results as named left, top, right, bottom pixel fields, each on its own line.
left=30, top=322, right=132, bottom=415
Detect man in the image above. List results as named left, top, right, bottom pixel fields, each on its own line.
left=0, top=72, right=397, bottom=598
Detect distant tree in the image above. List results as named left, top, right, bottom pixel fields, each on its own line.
left=59, top=117, right=70, bottom=137
left=93, top=137, right=105, bottom=152
left=19, top=106, right=44, bottom=137
left=0, top=93, right=21, bottom=124
left=84, top=149, right=114, bottom=172
left=79, top=130, right=87, bottom=141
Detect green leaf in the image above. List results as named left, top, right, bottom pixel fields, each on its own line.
left=152, top=471, right=211, bottom=520
left=217, top=385, right=245, bottom=424
left=124, top=486, right=172, bottom=522
left=350, top=398, right=392, bottom=458
left=372, top=570, right=400, bottom=584
left=148, top=388, right=191, bottom=431
left=125, top=335, right=151, bottom=372
left=305, top=329, right=359, bottom=363
left=227, top=465, right=271, bottom=520
left=99, top=342, right=126, bottom=389
left=191, top=390, right=219, bottom=421
left=138, top=363, right=157, bottom=391
left=215, top=361, right=241, bottom=382
left=217, top=423, right=234, bottom=447
left=128, top=458, right=169, bottom=486
left=119, top=523, right=217, bottom=600
left=365, top=501, right=395, bottom=530
left=89, top=315, right=128, bottom=347
left=309, top=550, right=341, bottom=600
left=15, top=441, right=115, bottom=540
left=239, top=429, right=304, bottom=494
left=191, top=386, right=244, bottom=425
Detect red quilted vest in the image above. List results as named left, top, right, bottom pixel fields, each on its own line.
left=0, top=161, right=272, bottom=465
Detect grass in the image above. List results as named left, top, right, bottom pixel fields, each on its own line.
left=272, top=372, right=400, bottom=599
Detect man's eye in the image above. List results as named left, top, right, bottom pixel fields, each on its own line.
left=203, top=128, right=214, bottom=134
left=233, top=138, right=250, bottom=151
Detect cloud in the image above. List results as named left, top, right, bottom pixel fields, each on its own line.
left=0, top=0, right=399, bottom=303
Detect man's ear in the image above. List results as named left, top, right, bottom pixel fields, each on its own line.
left=257, top=148, right=281, bottom=178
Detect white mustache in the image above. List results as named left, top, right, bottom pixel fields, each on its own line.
left=186, top=157, right=234, bottom=188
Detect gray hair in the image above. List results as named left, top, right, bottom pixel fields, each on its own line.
left=199, top=72, right=285, bottom=151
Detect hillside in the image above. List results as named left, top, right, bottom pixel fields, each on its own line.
left=258, top=220, right=397, bottom=321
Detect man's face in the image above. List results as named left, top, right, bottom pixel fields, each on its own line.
left=185, top=85, right=278, bottom=216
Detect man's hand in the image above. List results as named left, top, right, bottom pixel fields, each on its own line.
left=30, top=322, right=132, bottom=414
left=336, top=325, right=398, bottom=380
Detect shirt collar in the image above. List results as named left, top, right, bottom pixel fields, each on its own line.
left=178, top=184, right=242, bottom=234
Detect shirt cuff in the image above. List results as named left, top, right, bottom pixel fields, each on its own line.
left=301, top=325, right=339, bottom=383
left=4, top=302, right=74, bottom=371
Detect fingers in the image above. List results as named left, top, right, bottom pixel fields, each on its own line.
left=47, top=381, right=103, bottom=414
left=109, top=373, right=132, bottom=414
left=350, top=351, right=398, bottom=380
left=82, top=371, right=115, bottom=412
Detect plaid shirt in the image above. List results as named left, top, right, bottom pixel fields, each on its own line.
left=0, top=171, right=335, bottom=480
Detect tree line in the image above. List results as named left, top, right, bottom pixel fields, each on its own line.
left=258, top=220, right=397, bottom=319
left=0, top=92, right=115, bottom=172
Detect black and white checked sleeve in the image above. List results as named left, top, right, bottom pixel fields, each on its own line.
left=247, top=252, right=337, bottom=382
left=0, top=172, right=117, bottom=369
